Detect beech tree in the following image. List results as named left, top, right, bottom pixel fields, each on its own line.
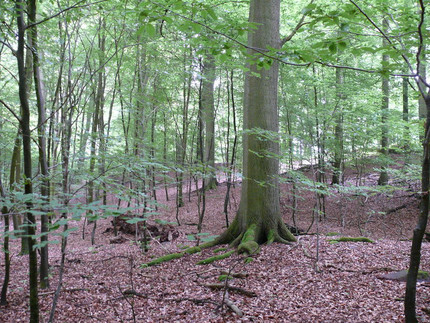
left=206, top=0, right=296, bottom=250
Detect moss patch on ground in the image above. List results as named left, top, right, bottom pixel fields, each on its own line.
left=329, top=236, right=374, bottom=243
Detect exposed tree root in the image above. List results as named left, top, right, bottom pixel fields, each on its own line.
left=197, top=250, right=235, bottom=265
left=142, top=215, right=295, bottom=267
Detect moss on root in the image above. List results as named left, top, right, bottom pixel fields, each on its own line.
left=213, top=247, right=228, bottom=253
left=142, top=246, right=201, bottom=267
left=237, top=240, right=259, bottom=255
left=329, top=236, right=374, bottom=243
left=196, top=250, right=235, bottom=265
left=184, top=246, right=201, bottom=254
left=142, top=252, right=185, bottom=267
left=267, top=229, right=275, bottom=244
left=141, top=217, right=296, bottom=267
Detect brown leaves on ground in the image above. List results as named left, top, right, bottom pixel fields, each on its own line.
left=1, top=170, right=430, bottom=322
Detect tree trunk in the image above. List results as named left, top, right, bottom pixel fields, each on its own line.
left=15, top=0, right=39, bottom=320
left=202, top=54, right=217, bottom=189
left=28, top=0, right=50, bottom=289
left=332, top=66, right=344, bottom=185
left=405, top=96, right=430, bottom=323
left=0, top=165, right=10, bottom=305
left=378, top=18, right=390, bottom=186
left=9, top=133, right=29, bottom=253
left=402, top=65, right=409, bottom=151
left=211, top=0, right=295, bottom=250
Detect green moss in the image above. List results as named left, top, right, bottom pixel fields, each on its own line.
left=329, top=236, right=374, bottom=243
left=218, top=274, right=233, bottom=282
left=241, top=224, right=257, bottom=243
left=196, top=250, right=235, bottom=265
left=267, top=229, right=275, bottom=244
left=244, top=257, right=254, bottom=264
left=198, top=239, right=219, bottom=249
left=213, top=247, right=227, bottom=253
left=184, top=246, right=201, bottom=254
left=142, top=252, right=184, bottom=267
left=326, top=232, right=341, bottom=236
left=417, top=270, right=430, bottom=280
left=237, top=240, right=259, bottom=255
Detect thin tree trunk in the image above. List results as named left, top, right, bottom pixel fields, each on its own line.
left=0, top=173, right=10, bottom=305
left=402, top=68, right=409, bottom=152
left=15, top=1, right=39, bottom=320
left=28, top=0, right=50, bottom=289
left=332, top=65, right=344, bottom=185
left=202, top=54, right=217, bottom=189
left=378, top=18, right=390, bottom=186
left=223, top=70, right=238, bottom=228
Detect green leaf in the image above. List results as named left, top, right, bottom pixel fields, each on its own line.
left=340, top=23, right=350, bottom=32
left=301, top=3, right=317, bottom=15
left=137, top=24, right=145, bottom=36
left=154, top=219, right=176, bottom=225
left=338, top=41, right=347, bottom=50
left=329, top=42, right=337, bottom=54
left=192, top=23, right=202, bottom=33
left=186, top=234, right=196, bottom=241
left=33, top=240, right=60, bottom=250
left=145, top=24, right=156, bottom=37
left=126, top=218, right=146, bottom=224
left=206, top=7, right=217, bottom=20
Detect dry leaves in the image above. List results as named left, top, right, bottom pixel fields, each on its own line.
left=1, top=171, right=429, bottom=322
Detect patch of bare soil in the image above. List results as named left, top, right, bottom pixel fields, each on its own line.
left=1, top=166, right=430, bottom=322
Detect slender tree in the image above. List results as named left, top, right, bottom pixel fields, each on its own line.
left=201, top=53, right=217, bottom=189
left=378, top=18, right=390, bottom=186
left=28, top=0, right=50, bottom=289
left=15, top=0, right=39, bottom=320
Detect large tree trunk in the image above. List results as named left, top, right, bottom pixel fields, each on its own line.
left=212, top=0, right=295, bottom=249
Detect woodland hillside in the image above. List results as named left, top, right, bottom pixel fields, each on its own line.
left=1, top=0, right=430, bottom=322
left=1, top=162, right=430, bottom=322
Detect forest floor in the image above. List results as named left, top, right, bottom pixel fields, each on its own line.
left=1, top=157, right=430, bottom=322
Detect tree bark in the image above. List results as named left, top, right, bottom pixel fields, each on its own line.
left=15, top=0, right=39, bottom=320
left=0, top=166, right=10, bottom=305
left=28, top=0, right=50, bottom=289
left=210, top=0, right=295, bottom=249
left=405, top=96, right=430, bottom=323
left=332, top=66, right=344, bottom=185
left=378, top=18, right=389, bottom=186
left=201, top=54, right=217, bottom=189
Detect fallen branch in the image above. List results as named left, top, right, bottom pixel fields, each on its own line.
left=121, top=289, right=217, bottom=305
left=324, top=263, right=396, bottom=274
left=386, top=201, right=416, bottom=215
left=39, top=288, right=88, bottom=296
left=220, top=271, right=248, bottom=279
left=224, top=298, right=243, bottom=317
left=204, top=283, right=256, bottom=297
